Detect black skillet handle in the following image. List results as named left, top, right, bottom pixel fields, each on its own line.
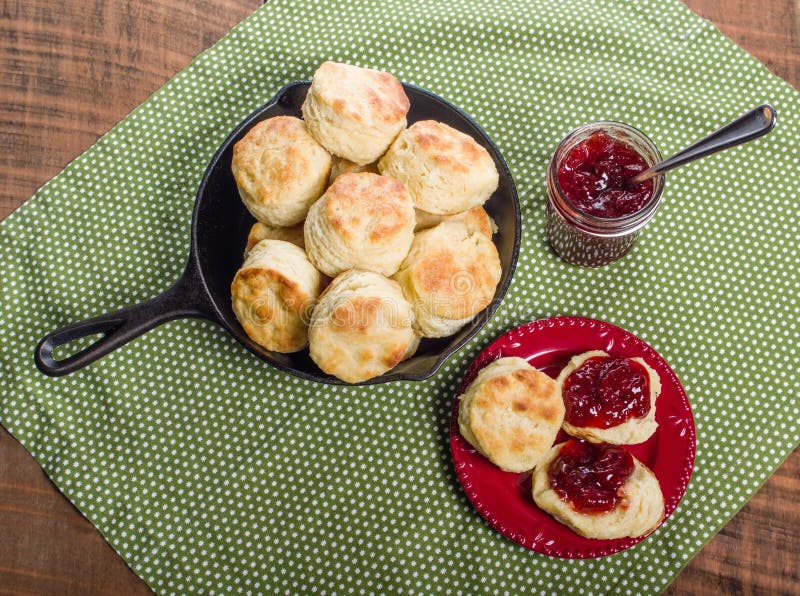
left=34, top=258, right=215, bottom=377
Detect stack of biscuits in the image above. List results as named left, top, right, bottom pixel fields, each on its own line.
left=229, top=61, right=502, bottom=383
left=457, top=352, right=666, bottom=540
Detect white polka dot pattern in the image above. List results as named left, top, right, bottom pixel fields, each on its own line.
left=0, top=0, right=799, bottom=593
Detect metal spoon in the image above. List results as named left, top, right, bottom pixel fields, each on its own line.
left=627, top=104, right=777, bottom=187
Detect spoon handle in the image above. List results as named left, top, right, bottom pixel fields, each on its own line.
left=628, top=104, right=777, bottom=186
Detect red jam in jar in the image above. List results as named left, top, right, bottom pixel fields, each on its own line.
left=545, top=121, right=664, bottom=267
left=548, top=439, right=635, bottom=513
left=557, top=131, right=653, bottom=218
left=563, top=356, right=650, bottom=428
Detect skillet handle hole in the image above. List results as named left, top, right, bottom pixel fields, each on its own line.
left=51, top=332, right=108, bottom=362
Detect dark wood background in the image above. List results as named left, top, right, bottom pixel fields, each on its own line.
left=1, top=1, right=798, bottom=593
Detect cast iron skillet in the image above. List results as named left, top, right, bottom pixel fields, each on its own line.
left=34, top=82, right=521, bottom=384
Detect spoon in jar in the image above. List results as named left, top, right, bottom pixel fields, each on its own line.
left=626, top=104, right=777, bottom=187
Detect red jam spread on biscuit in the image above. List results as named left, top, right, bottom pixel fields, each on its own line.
left=549, top=439, right=635, bottom=513
left=557, top=131, right=653, bottom=218
left=563, top=356, right=650, bottom=428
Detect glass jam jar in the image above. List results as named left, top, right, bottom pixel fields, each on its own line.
left=545, top=121, right=665, bottom=267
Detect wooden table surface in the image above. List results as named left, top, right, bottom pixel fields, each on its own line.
left=1, top=1, right=798, bottom=593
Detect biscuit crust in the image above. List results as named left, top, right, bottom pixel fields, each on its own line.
left=378, top=120, right=499, bottom=214
left=308, top=270, right=419, bottom=383
left=231, top=240, right=322, bottom=353
left=328, top=156, right=380, bottom=185
left=232, top=116, right=331, bottom=226
left=414, top=206, right=497, bottom=238
left=457, top=357, right=565, bottom=472
left=304, top=172, right=415, bottom=277
left=302, top=61, right=410, bottom=164
left=393, top=221, right=501, bottom=337
left=244, top=221, right=305, bottom=258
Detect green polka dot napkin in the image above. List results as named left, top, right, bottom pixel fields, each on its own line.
left=1, top=0, right=799, bottom=593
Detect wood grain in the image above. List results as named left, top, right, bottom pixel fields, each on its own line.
left=0, top=1, right=798, bottom=594
left=0, top=0, right=262, bottom=218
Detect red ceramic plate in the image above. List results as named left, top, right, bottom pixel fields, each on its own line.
left=450, top=316, right=695, bottom=558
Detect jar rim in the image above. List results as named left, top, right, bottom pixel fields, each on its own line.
left=548, top=121, right=665, bottom=237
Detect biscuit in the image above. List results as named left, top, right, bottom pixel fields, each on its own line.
left=302, top=61, right=410, bottom=165
left=556, top=350, right=661, bottom=445
left=457, top=357, right=565, bottom=472
left=244, top=221, right=305, bottom=258
left=414, top=206, right=497, bottom=238
left=232, top=115, right=331, bottom=226
left=231, top=240, right=322, bottom=353
left=378, top=120, right=499, bottom=215
left=393, top=221, right=501, bottom=338
left=328, top=156, right=379, bottom=185
left=308, top=270, right=419, bottom=383
left=532, top=442, right=665, bottom=539
left=304, top=172, right=415, bottom=277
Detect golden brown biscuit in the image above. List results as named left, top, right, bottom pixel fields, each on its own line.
left=457, top=357, right=565, bottom=472
left=532, top=441, right=665, bottom=539
left=231, top=240, right=323, bottom=353
left=414, top=206, right=497, bottom=238
left=556, top=350, right=661, bottom=445
left=304, top=172, right=415, bottom=277
left=244, top=221, right=305, bottom=258
left=378, top=120, right=499, bottom=214
left=393, top=221, right=501, bottom=337
left=302, top=61, right=410, bottom=165
left=308, top=270, right=419, bottom=383
left=328, top=156, right=379, bottom=185
left=232, top=116, right=331, bottom=226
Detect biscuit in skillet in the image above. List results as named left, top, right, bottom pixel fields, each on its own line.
left=393, top=221, right=501, bottom=338
left=244, top=221, right=305, bottom=258
left=378, top=119, right=499, bottom=215
left=328, top=156, right=380, bottom=185
left=308, top=270, right=419, bottom=383
left=413, top=205, right=497, bottom=238
left=302, top=61, right=410, bottom=165
left=232, top=115, right=331, bottom=226
left=304, top=172, right=415, bottom=278
left=231, top=239, right=323, bottom=353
